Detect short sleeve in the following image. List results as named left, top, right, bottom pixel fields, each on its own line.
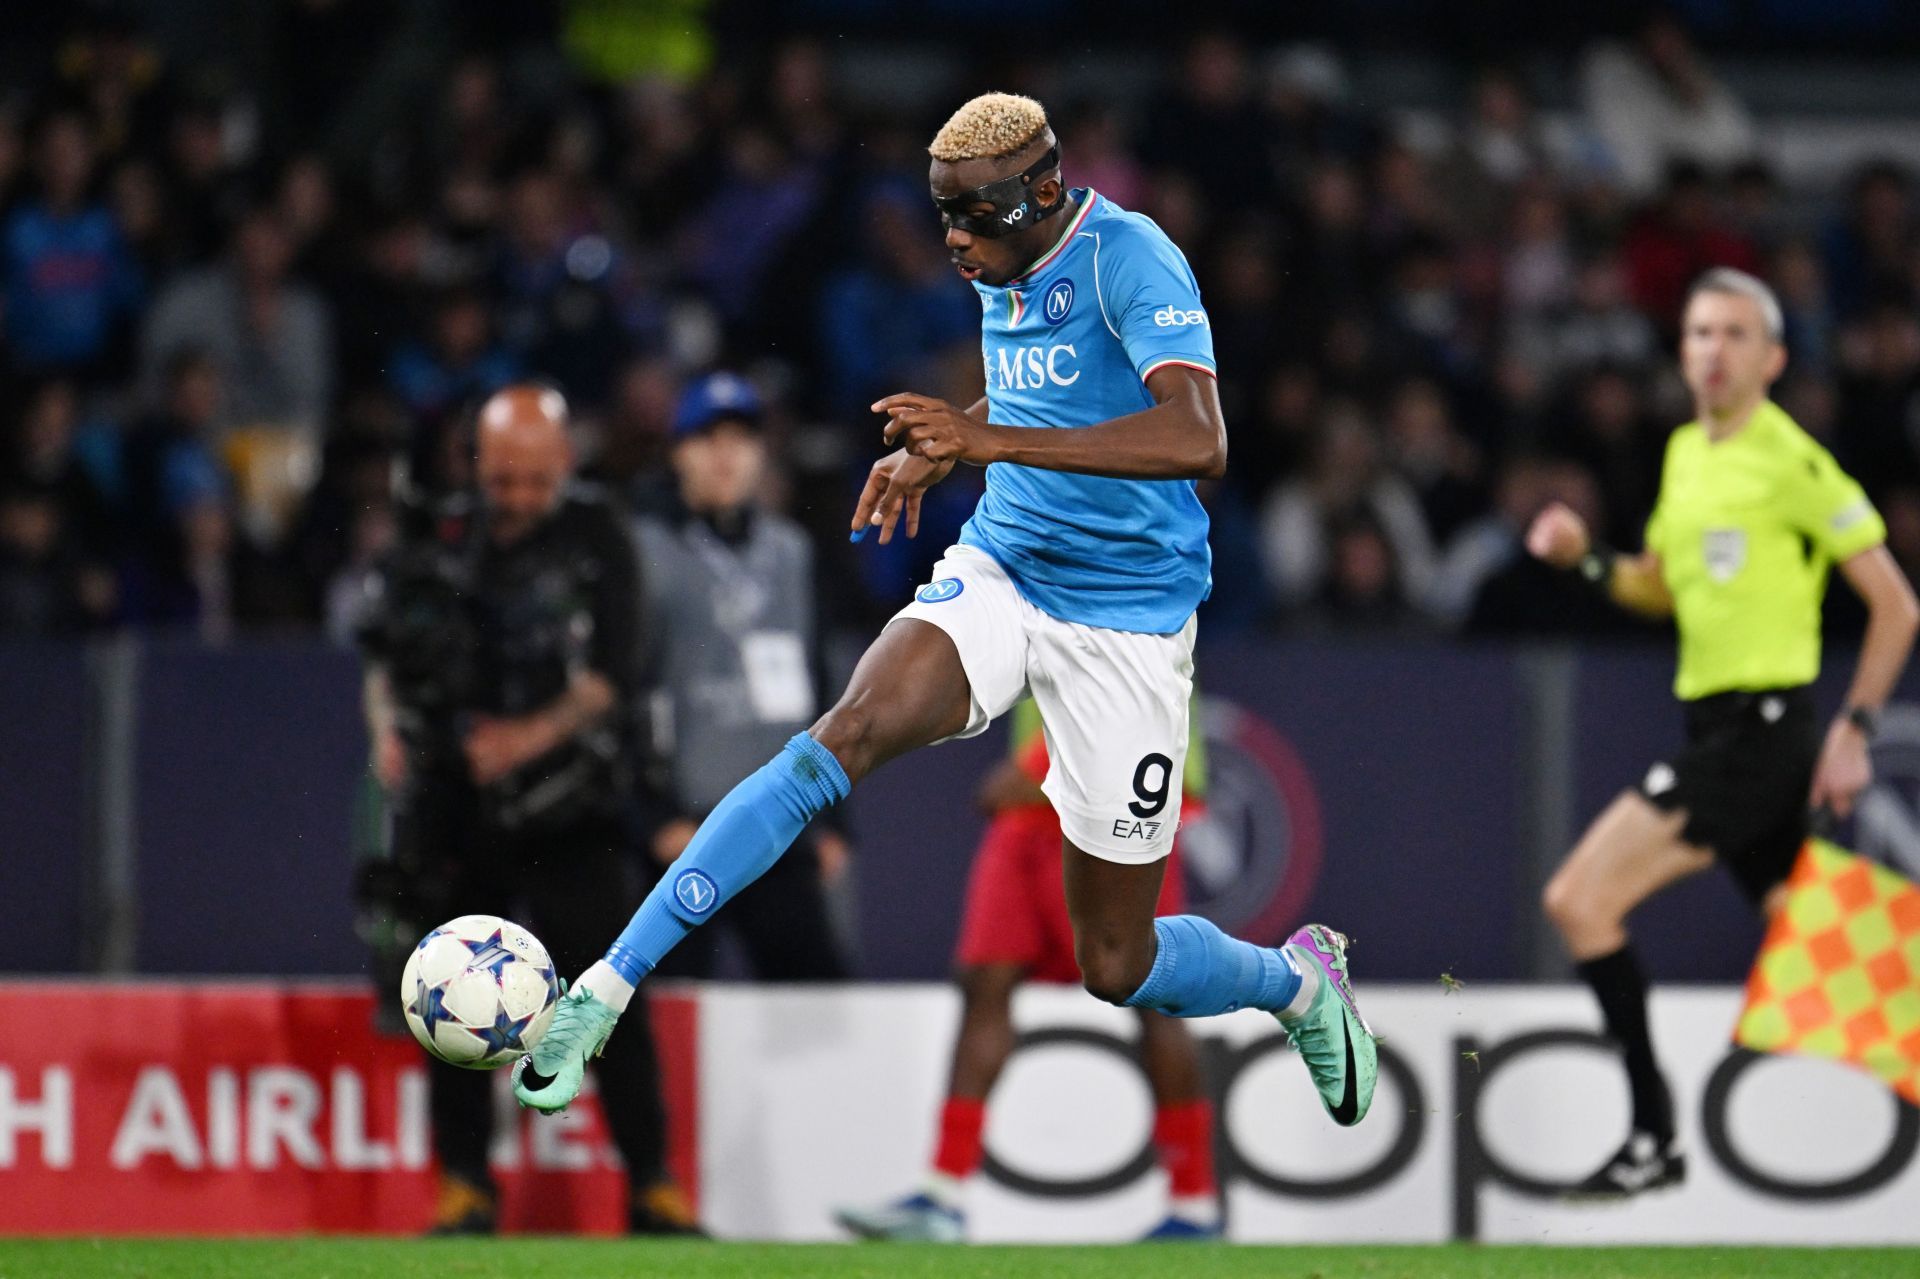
left=1103, top=226, right=1217, bottom=385
left=1780, top=443, right=1885, bottom=563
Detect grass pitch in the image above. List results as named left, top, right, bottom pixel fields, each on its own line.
left=0, top=1240, right=1910, bottom=1279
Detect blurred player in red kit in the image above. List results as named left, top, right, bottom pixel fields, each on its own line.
left=837, top=698, right=1220, bottom=1241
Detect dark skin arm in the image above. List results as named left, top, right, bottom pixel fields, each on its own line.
left=872, top=365, right=1226, bottom=481
left=845, top=397, right=987, bottom=545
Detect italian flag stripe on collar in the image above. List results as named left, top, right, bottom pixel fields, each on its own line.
left=1008, top=291, right=1025, bottom=325
left=1010, top=191, right=1099, bottom=285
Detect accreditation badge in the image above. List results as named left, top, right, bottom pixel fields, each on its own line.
left=740, top=630, right=814, bottom=723
left=1702, top=527, right=1747, bottom=583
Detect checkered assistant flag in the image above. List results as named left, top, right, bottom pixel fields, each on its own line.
left=1735, top=838, right=1920, bottom=1105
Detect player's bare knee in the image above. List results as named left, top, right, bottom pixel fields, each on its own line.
left=1077, top=942, right=1150, bottom=1006
left=1541, top=873, right=1576, bottom=929
left=1542, top=873, right=1602, bottom=940
left=1081, top=970, right=1139, bottom=1006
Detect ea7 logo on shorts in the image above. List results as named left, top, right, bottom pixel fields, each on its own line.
left=916, top=578, right=964, bottom=604
left=1112, top=818, right=1164, bottom=841
left=1153, top=307, right=1208, bottom=327
left=1702, top=528, right=1747, bottom=583
left=1044, top=280, right=1074, bottom=323
left=674, top=869, right=719, bottom=915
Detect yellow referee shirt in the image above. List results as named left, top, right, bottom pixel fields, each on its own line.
left=1645, top=400, right=1885, bottom=701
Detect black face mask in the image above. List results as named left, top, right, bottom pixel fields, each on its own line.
left=932, top=145, right=1063, bottom=239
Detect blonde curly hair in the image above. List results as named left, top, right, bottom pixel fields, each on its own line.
left=928, top=92, right=1050, bottom=163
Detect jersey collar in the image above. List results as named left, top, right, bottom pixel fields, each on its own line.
left=1695, top=398, right=1780, bottom=446
left=1007, top=189, right=1098, bottom=286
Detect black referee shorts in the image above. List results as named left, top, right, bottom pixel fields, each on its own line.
left=1635, top=685, right=1820, bottom=906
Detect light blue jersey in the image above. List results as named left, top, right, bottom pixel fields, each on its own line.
left=958, top=190, right=1216, bottom=634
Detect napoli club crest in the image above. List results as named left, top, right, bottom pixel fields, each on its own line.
left=1044, top=280, right=1075, bottom=324
left=675, top=869, right=719, bottom=915
left=916, top=579, right=964, bottom=604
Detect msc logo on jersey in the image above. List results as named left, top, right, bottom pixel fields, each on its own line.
left=1044, top=280, right=1075, bottom=324
left=916, top=578, right=964, bottom=604
left=986, top=344, right=1080, bottom=391
left=1703, top=528, right=1747, bottom=583
left=674, top=869, right=719, bottom=916
left=1153, top=306, right=1209, bottom=328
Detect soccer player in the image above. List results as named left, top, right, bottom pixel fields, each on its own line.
left=835, top=700, right=1220, bottom=1242
left=1527, top=267, right=1920, bottom=1196
left=513, top=93, right=1377, bottom=1136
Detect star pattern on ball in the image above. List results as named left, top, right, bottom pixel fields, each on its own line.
left=416, top=981, right=458, bottom=1038
left=462, top=928, right=517, bottom=982
left=468, top=1007, right=536, bottom=1058
left=461, top=927, right=506, bottom=956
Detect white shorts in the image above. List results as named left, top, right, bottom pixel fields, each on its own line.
left=890, top=544, right=1196, bottom=865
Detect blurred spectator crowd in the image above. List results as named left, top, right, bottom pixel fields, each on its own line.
left=5, top=4, right=1920, bottom=646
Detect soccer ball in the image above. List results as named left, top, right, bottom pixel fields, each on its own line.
left=400, top=914, right=561, bottom=1069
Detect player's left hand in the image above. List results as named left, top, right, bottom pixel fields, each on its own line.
left=464, top=714, right=554, bottom=785
left=1810, top=716, right=1874, bottom=819
left=874, top=393, right=999, bottom=465
left=850, top=448, right=953, bottom=544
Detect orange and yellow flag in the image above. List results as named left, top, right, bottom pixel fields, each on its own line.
left=1735, top=838, right=1920, bottom=1105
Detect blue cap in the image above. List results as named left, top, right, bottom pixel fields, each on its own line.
left=673, top=372, right=764, bottom=437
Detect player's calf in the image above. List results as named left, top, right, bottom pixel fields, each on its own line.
left=1120, top=915, right=1301, bottom=1017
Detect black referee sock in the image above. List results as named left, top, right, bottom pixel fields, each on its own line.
left=1575, top=944, right=1674, bottom=1142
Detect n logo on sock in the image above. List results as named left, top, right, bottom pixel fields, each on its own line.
left=674, top=869, right=719, bottom=915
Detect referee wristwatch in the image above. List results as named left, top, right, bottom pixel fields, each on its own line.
left=1842, top=704, right=1880, bottom=740
left=1577, top=543, right=1618, bottom=587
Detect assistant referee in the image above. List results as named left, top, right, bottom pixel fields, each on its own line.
left=1526, top=267, right=1920, bottom=1198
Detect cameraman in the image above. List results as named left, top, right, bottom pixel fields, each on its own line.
left=359, top=385, right=696, bottom=1236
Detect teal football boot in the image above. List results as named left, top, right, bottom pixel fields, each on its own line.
left=511, top=983, right=620, bottom=1113
left=1277, top=924, right=1377, bottom=1126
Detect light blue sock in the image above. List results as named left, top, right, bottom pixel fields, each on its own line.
left=1122, top=915, right=1302, bottom=1017
left=605, top=732, right=851, bottom=983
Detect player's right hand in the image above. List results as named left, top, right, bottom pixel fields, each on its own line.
left=1525, top=501, right=1590, bottom=570
left=851, top=448, right=955, bottom=545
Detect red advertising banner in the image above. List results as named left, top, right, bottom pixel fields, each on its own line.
left=0, top=982, right=697, bottom=1235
